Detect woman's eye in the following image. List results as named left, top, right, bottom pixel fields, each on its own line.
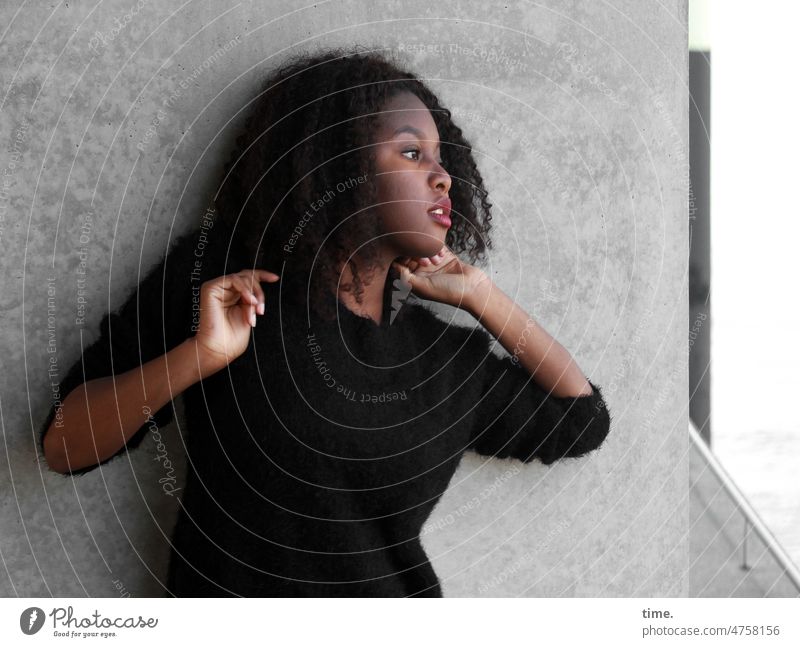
left=401, top=149, right=444, bottom=166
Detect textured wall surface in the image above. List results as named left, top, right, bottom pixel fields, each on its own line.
left=0, top=0, right=688, bottom=597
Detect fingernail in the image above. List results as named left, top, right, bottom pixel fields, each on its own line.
left=258, top=303, right=265, bottom=315
left=250, top=312, right=256, bottom=326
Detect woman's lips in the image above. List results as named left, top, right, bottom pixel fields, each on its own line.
left=428, top=197, right=452, bottom=228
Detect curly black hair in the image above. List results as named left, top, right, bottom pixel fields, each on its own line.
left=213, top=45, right=494, bottom=321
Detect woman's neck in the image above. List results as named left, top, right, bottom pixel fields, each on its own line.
left=336, top=247, right=398, bottom=325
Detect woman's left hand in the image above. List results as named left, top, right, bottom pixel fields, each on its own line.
left=391, top=245, right=491, bottom=311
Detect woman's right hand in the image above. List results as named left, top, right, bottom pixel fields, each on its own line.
left=193, top=269, right=280, bottom=373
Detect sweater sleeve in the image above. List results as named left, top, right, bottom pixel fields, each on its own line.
left=465, top=328, right=612, bottom=466
left=39, top=233, right=198, bottom=477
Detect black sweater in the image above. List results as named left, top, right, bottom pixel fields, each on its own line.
left=39, top=226, right=612, bottom=597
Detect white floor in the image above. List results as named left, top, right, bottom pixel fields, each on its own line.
left=710, top=0, right=800, bottom=576
left=713, top=428, right=800, bottom=571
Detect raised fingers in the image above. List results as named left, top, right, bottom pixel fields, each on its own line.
left=236, top=270, right=264, bottom=314
left=239, top=269, right=281, bottom=313
left=228, top=274, right=259, bottom=315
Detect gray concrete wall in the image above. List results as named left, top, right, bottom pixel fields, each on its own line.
left=0, top=0, right=689, bottom=596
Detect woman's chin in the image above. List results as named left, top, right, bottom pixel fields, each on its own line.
left=390, top=235, right=445, bottom=260
left=417, top=231, right=448, bottom=256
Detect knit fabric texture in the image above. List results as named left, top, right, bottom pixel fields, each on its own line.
left=39, top=225, right=612, bottom=597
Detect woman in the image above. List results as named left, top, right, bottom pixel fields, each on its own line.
left=40, top=47, right=612, bottom=597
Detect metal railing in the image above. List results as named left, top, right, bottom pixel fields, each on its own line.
left=689, top=420, right=800, bottom=593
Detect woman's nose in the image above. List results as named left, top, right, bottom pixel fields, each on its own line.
left=431, top=163, right=451, bottom=192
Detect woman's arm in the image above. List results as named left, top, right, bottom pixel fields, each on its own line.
left=42, top=266, right=279, bottom=475
left=394, top=247, right=610, bottom=465
left=43, top=338, right=216, bottom=474
left=463, top=279, right=593, bottom=398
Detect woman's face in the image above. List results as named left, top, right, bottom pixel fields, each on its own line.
left=370, top=91, right=452, bottom=259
